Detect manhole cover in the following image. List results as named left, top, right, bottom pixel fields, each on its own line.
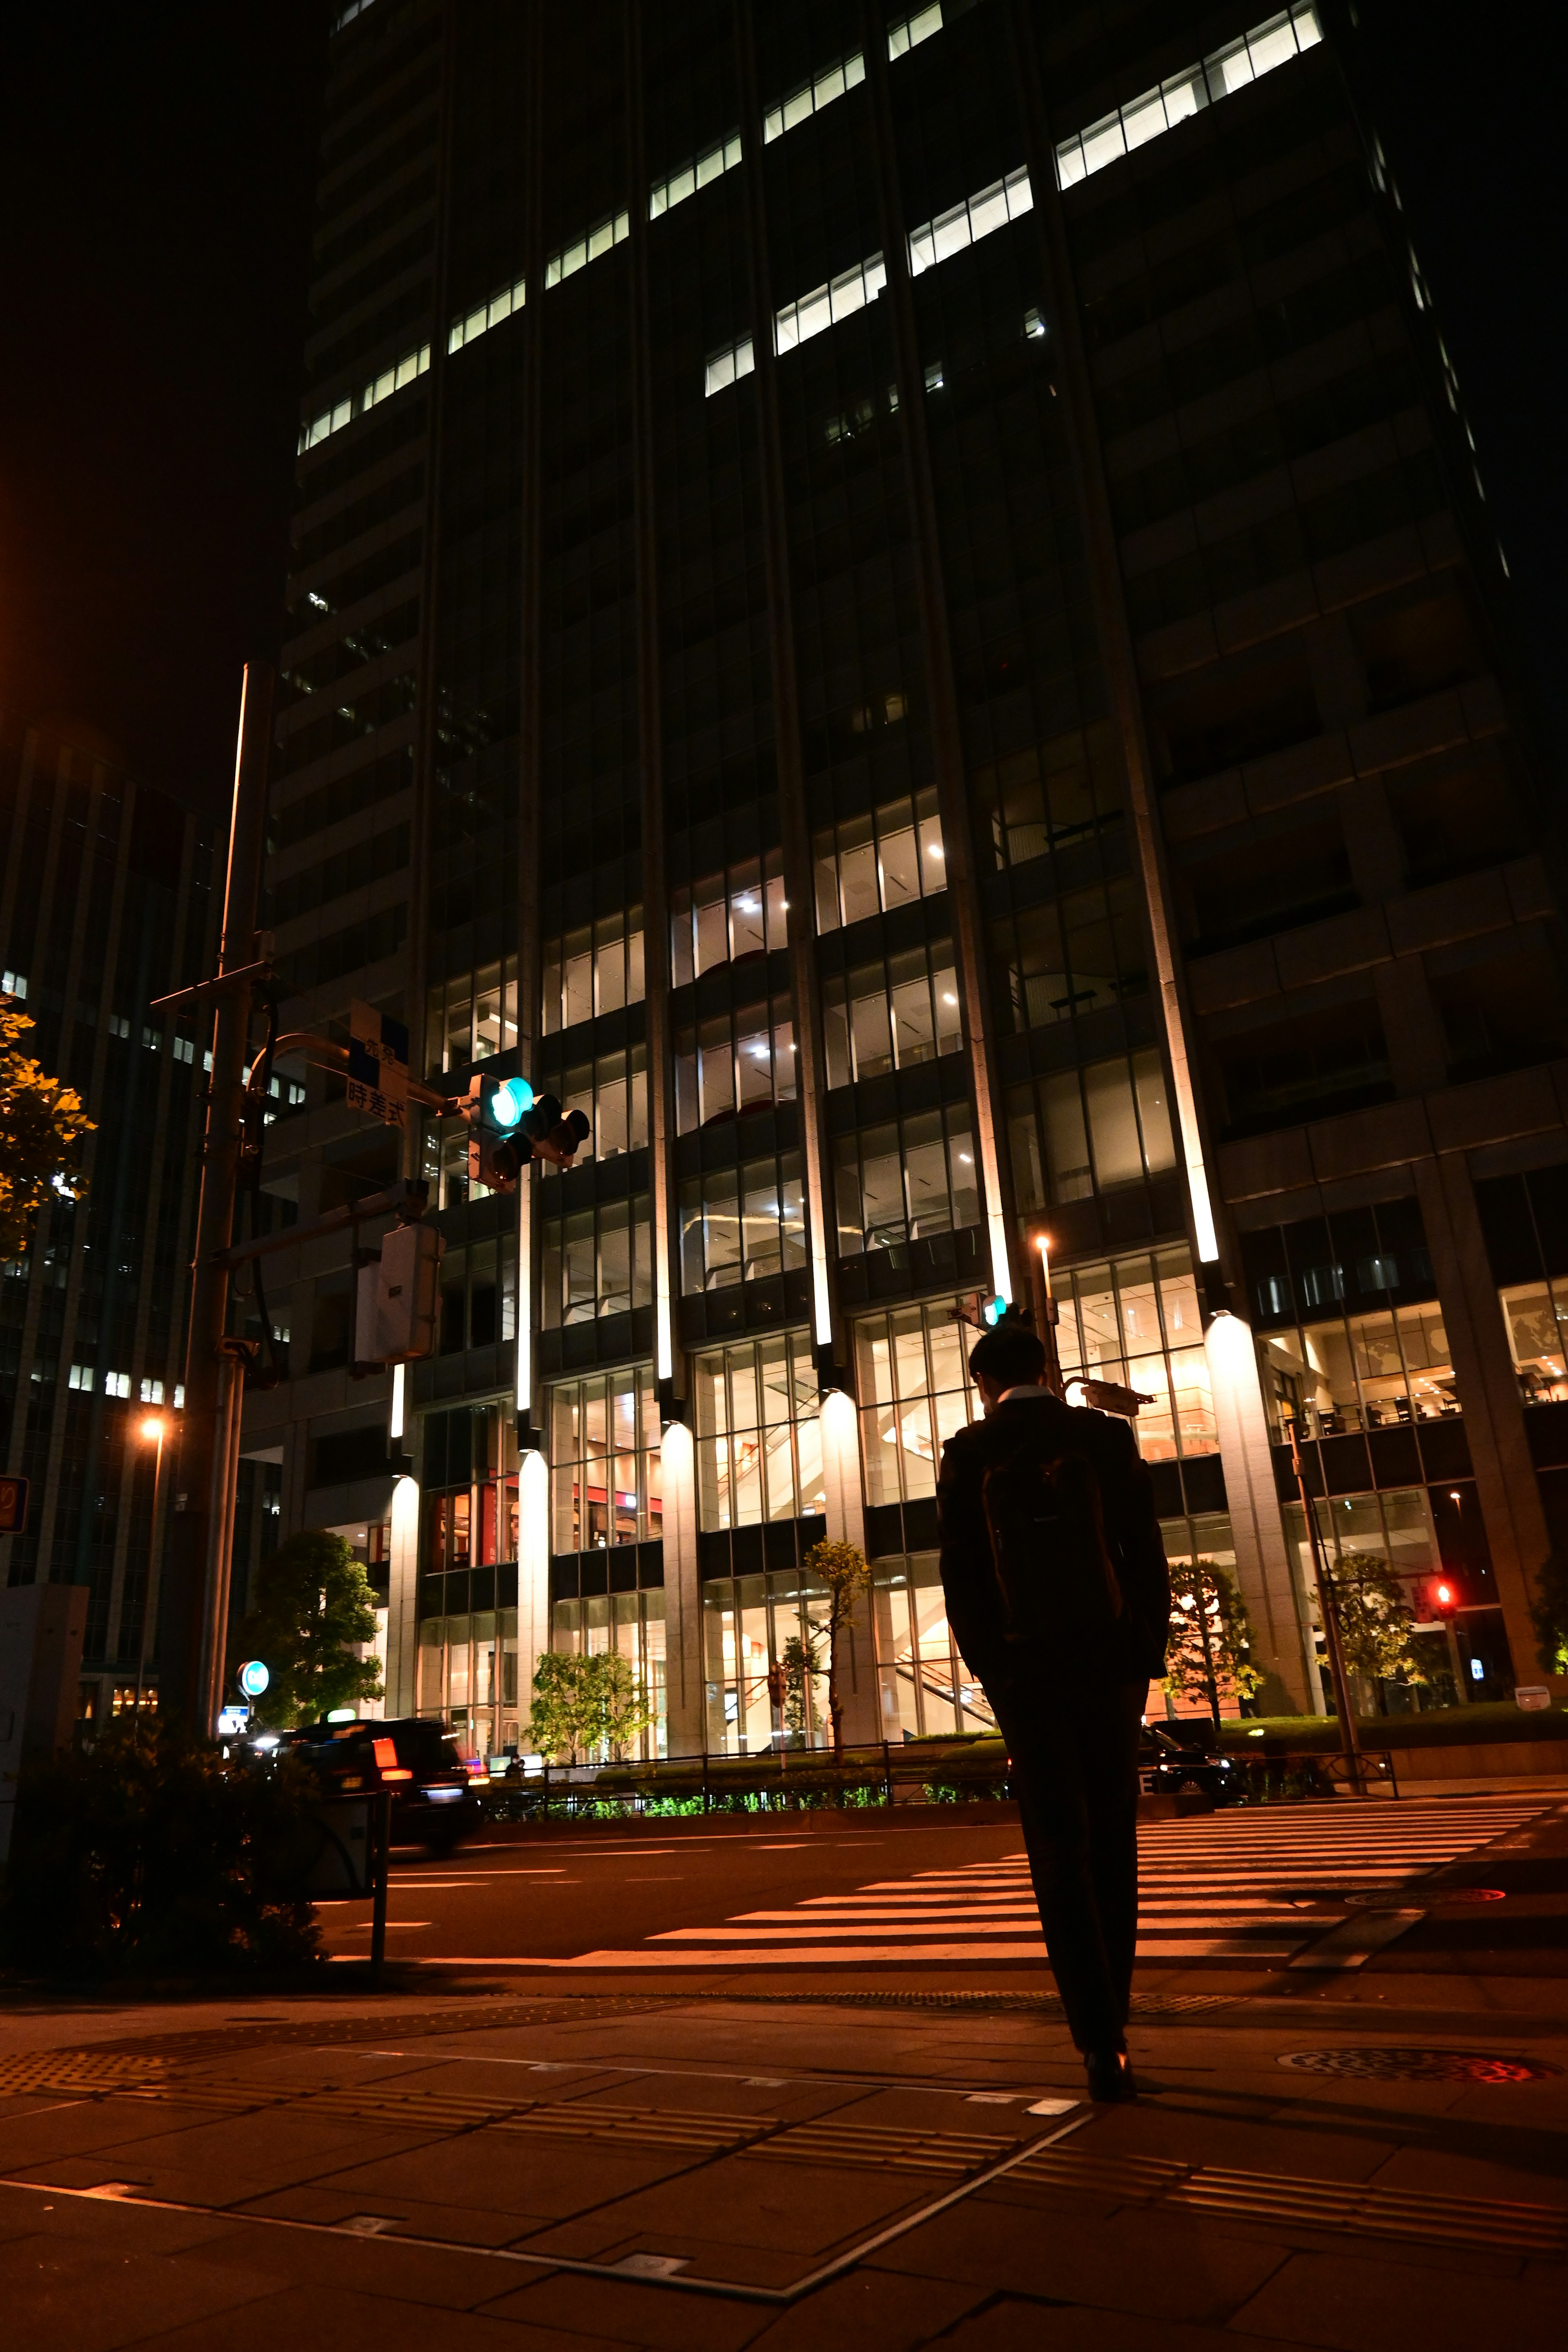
left=1279, top=2048, right=1558, bottom=2084
left=1431, top=1887, right=1506, bottom=1903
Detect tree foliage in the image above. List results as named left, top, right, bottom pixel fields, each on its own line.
left=0, top=1717, right=322, bottom=1978
left=1316, top=1548, right=1427, bottom=1693
left=231, top=1528, right=382, bottom=1728
left=524, top=1650, right=656, bottom=1763
left=1161, top=1557, right=1264, bottom=1726
left=802, top=1538, right=872, bottom=1760
left=0, top=994, right=94, bottom=1262
left=1528, top=1551, right=1568, bottom=1677
left=778, top=1630, right=825, bottom=1739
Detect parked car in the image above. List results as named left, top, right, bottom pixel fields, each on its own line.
left=272, top=1715, right=481, bottom=1855
left=1138, top=1719, right=1237, bottom=1801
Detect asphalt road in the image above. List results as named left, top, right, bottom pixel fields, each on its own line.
left=314, top=1796, right=1560, bottom=1978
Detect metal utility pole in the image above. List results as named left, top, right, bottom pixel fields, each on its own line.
left=160, top=664, right=274, bottom=1728
left=1286, top=1415, right=1365, bottom=1796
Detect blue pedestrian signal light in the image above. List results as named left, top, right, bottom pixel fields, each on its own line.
left=983, top=1295, right=1007, bottom=1327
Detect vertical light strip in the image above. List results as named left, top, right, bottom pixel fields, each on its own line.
left=515, top=1165, right=532, bottom=1413
left=390, top=1360, right=405, bottom=1442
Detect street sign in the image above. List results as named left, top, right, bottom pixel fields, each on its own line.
left=0, top=1476, right=29, bottom=1534
left=347, top=1000, right=410, bottom=1129
left=216, top=1704, right=251, bottom=1737
left=238, top=1658, right=270, bottom=1698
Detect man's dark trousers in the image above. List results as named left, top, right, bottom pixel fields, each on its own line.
left=985, top=1665, right=1145, bottom=2051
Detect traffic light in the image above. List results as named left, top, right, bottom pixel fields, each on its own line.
left=982, top=1297, right=1031, bottom=1330
left=463, top=1073, right=591, bottom=1194
left=1429, top=1576, right=1461, bottom=1621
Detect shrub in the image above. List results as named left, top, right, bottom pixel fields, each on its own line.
left=1, top=1719, right=324, bottom=1979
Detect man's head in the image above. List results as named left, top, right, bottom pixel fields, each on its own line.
left=969, top=1323, right=1047, bottom=1411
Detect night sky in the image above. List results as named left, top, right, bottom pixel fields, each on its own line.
left=0, top=0, right=1561, bottom=822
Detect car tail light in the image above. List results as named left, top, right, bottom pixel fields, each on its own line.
left=381, top=1767, right=414, bottom=1782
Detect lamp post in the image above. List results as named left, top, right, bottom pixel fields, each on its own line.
left=133, top=1413, right=167, bottom=1722
left=1028, top=1230, right=1064, bottom=1395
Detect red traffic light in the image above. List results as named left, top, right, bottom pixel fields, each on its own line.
left=1430, top=1577, right=1460, bottom=1619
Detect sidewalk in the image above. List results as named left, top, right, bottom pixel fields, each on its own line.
left=4, top=1805, right=1568, bottom=2349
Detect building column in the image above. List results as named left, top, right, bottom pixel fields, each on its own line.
left=819, top=1390, right=880, bottom=1745
left=659, top=1422, right=706, bottom=1755
left=1206, top=1311, right=1314, bottom=1713
left=1416, top=1153, right=1559, bottom=1693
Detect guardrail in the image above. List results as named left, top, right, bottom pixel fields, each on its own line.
left=477, top=1741, right=1011, bottom=1821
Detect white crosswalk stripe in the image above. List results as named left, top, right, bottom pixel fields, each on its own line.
left=499, top=1797, right=1547, bottom=1971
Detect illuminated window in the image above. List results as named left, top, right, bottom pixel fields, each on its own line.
left=908, top=165, right=1033, bottom=276
left=426, top=957, right=518, bottom=1077
left=550, top=1045, right=648, bottom=1161
left=763, top=49, right=864, bottom=142
left=693, top=1332, right=824, bottom=1530
left=833, top=1105, right=979, bottom=1258
left=674, top=996, right=796, bottom=1133
left=869, top=1553, right=997, bottom=1741
left=448, top=269, right=526, bottom=356
left=424, top=1406, right=519, bottom=1573
left=1259, top=1305, right=1457, bottom=1440
left=854, top=1296, right=982, bottom=1508
left=103, top=1371, right=131, bottom=1399
left=67, top=1364, right=94, bottom=1392
left=650, top=130, right=742, bottom=217
left=814, top=788, right=945, bottom=933
left=541, top=1196, right=653, bottom=1327
left=775, top=252, right=887, bottom=356
left=1056, top=1249, right=1216, bottom=1463
left=1500, top=1280, right=1568, bottom=1405
left=1008, top=1050, right=1177, bottom=1208
left=545, top=208, right=630, bottom=290
left=680, top=1154, right=806, bottom=1294
left=671, top=850, right=786, bottom=984
left=886, top=3, right=943, bottom=59
left=299, top=342, right=429, bottom=453
left=541, top=909, right=645, bottom=1036
left=990, top=876, right=1148, bottom=1033
left=1054, top=3, right=1323, bottom=192
left=822, top=939, right=962, bottom=1087
left=1, top=969, right=27, bottom=999
left=705, top=336, right=755, bottom=397
left=548, top=1367, right=662, bottom=1553
left=551, top=1588, right=668, bottom=1761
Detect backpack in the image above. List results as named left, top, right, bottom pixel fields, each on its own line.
left=980, top=1421, right=1126, bottom=1654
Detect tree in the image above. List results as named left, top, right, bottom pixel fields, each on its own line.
left=1528, top=1551, right=1568, bottom=1677
left=802, top=1537, right=872, bottom=1760
left=1162, top=1557, right=1264, bottom=1728
left=1315, top=1548, right=1427, bottom=1705
left=778, top=1630, right=824, bottom=1741
left=524, top=1651, right=656, bottom=1764
left=0, top=994, right=93, bottom=1261
left=231, top=1528, right=383, bottom=1727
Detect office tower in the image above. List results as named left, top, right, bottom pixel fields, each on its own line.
left=0, top=717, right=277, bottom=1724
left=254, top=0, right=1566, bottom=1756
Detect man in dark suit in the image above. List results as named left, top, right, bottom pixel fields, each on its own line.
left=937, top=1319, right=1171, bottom=2101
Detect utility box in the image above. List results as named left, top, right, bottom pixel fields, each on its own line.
left=0, top=1581, right=89, bottom=1863
left=356, top=1218, right=443, bottom=1366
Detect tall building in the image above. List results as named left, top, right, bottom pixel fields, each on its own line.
left=0, top=717, right=277, bottom=1725
left=249, top=0, right=1567, bottom=1758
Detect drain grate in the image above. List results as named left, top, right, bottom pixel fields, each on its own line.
left=1278, top=2048, right=1559, bottom=2084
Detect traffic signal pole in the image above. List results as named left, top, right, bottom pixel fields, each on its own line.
left=1286, top=1414, right=1365, bottom=1796
left=161, top=664, right=274, bottom=1729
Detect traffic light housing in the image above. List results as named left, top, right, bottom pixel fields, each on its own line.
left=982, top=1297, right=1031, bottom=1330
left=463, top=1073, right=591, bottom=1194
left=1429, top=1575, right=1461, bottom=1621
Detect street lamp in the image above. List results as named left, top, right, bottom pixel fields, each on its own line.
left=133, top=1415, right=167, bottom=1721
left=1028, top=1231, right=1063, bottom=1394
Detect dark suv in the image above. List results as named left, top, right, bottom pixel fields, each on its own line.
left=1138, top=1720, right=1237, bottom=1801
left=276, top=1716, right=481, bottom=1854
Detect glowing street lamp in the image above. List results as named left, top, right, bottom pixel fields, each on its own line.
left=133, top=1414, right=169, bottom=1718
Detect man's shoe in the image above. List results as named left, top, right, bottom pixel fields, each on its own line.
left=1084, top=2048, right=1137, bottom=2103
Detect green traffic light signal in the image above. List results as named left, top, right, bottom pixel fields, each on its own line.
left=491, top=1076, right=533, bottom=1131
left=984, top=1295, right=1007, bottom=1327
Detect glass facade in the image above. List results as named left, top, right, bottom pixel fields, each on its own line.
left=241, top=0, right=1560, bottom=1761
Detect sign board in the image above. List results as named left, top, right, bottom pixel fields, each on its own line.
left=0, top=1475, right=29, bottom=1535
left=347, top=1001, right=410, bottom=1130
left=238, top=1658, right=270, bottom=1698
left=216, top=1704, right=251, bottom=1737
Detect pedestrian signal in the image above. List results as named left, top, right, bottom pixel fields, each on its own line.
left=1430, top=1577, right=1460, bottom=1619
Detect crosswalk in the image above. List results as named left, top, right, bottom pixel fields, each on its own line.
left=511, top=1797, right=1547, bottom=1971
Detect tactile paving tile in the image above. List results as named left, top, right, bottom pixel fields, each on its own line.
left=0, top=2051, right=171, bottom=2097
left=744, top=2118, right=1016, bottom=2176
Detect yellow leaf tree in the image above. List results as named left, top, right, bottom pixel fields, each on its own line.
left=0, top=996, right=94, bottom=1261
